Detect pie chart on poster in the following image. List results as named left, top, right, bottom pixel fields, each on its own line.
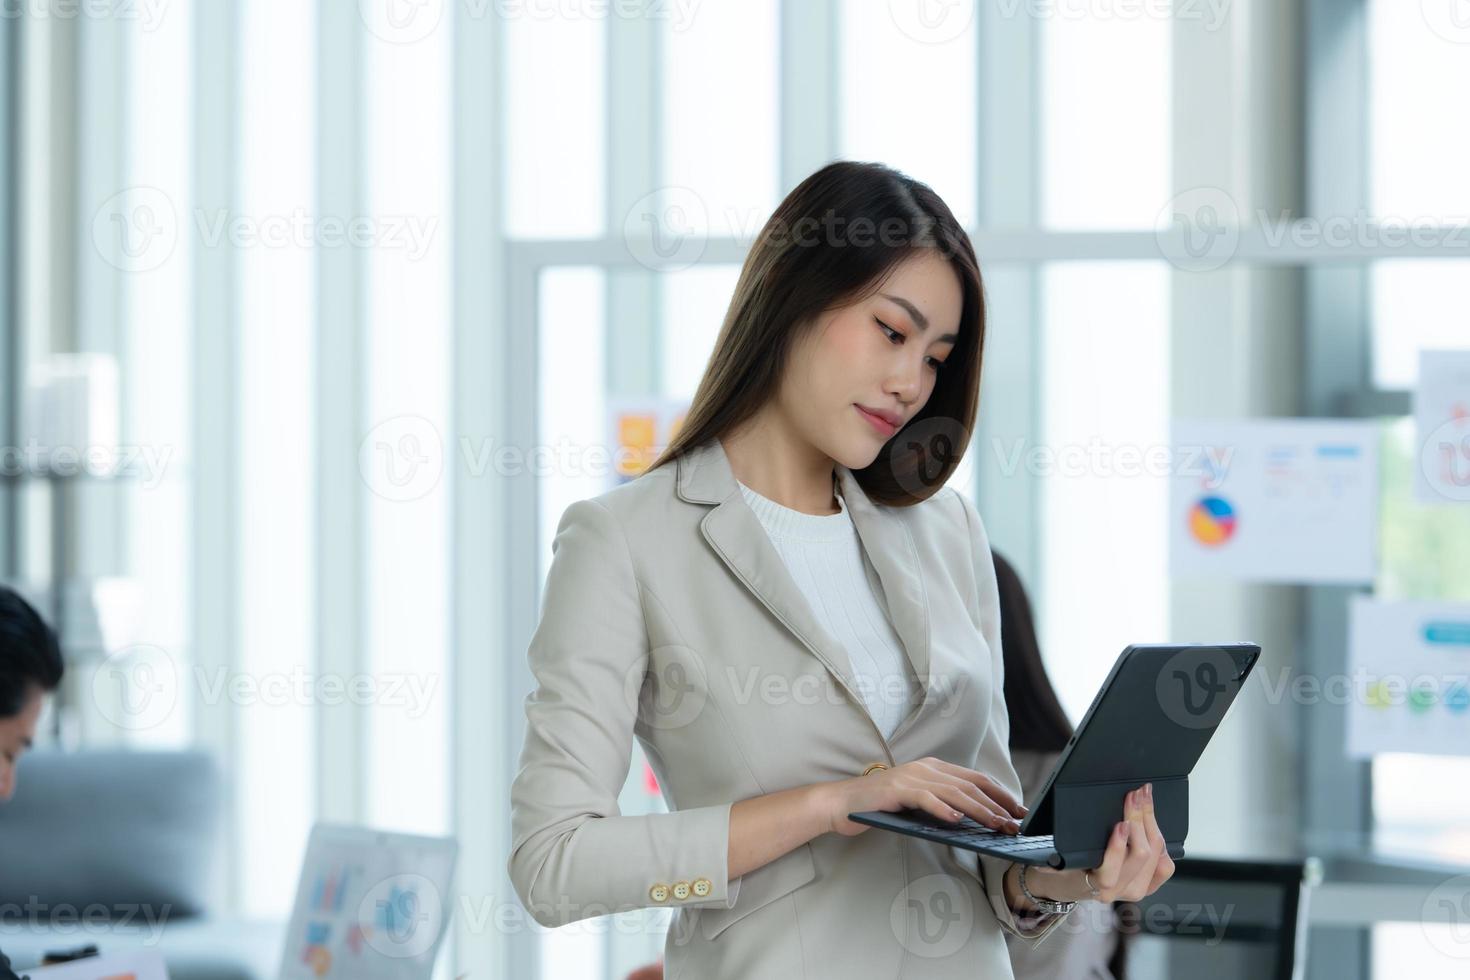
left=1189, top=496, right=1238, bottom=546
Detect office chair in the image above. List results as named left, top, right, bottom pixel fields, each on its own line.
left=1125, top=856, right=1320, bottom=980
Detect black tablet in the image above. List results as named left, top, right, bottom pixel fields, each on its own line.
left=849, top=642, right=1262, bottom=869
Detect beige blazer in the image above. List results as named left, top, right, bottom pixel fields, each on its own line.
left=507, top=436, right=1073, bottom=978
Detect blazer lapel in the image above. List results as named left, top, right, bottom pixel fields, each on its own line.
left=676, top=438, right=933, bottom=739
left=835, top=463, right=932, bottom=735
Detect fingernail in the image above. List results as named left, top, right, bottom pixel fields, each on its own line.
left=1116, top=822, right=1127, bottom=838
left=1146, top=782, right=1153, bottom=800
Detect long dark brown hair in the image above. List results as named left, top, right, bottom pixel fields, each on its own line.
left=994, top=548, right=1132, bottom=979
left=645, top=160, right=985, bottom=506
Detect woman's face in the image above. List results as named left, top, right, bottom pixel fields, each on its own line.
left=780, top=248, right=963, bottom=471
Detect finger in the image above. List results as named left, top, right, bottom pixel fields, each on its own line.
left=1090, top=820, right=1132, bottom=892
left=1118, top=816, right=1158, bottom=899
left=917, top=789, right=969, bottom=825
left=1134, top=784, right=1171, bottom=895
left=1125, top=785, right=1147, bottom=827
left=930, top=760, right=1028, bottom=818
left=941, top=776, right=1024, bottom=831
left=1139, top=784, right=1167, bottom=854
left=1092, top=787, right=1152, bottom=895
left=1148, top=851, right=1177, bottom=893
left=1109, top=800, right=1151, bottom=891
left=925, top=779, right=1014, bottom=830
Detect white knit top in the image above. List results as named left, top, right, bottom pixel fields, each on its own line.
left=737, top=478, right=920, bottom=740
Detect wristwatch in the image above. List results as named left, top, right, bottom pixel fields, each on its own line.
left=1017, top=863, right=1078, bottom=915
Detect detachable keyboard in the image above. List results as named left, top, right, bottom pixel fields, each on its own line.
left=849, top=807, right=1061, bottom=862
left=902, top=808, right=1055, bottom=851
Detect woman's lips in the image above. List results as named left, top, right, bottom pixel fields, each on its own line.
left=856, top=404, right=897, bottom=436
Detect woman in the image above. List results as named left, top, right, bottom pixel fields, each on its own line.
left=507, top=161, right=1173, bottom=979
left=993, top=551, right=1131, bottom=979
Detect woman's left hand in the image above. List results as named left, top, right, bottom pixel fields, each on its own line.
left=1079, top=782, right=1175, bottom=902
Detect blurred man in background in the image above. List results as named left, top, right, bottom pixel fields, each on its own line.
left=0, top=585, right=66, bottom=980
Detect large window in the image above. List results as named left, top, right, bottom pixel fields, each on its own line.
left=362, top=0, right=454, bottom=840
left=236, top=0, right=317, bottom=917
left=1039, top=262, right=1172, bottom=721
left=502, top=14, right=606, bottom=239
left=1039, top=6, right=1171, bottom=231
left=1366, top=1, right=1470, bottom=389
left=838, top=0, right=978, bottom=227
left=1364, top=0, right=1470, bottom=873
left=1037, top=12, right=1172, bottom=718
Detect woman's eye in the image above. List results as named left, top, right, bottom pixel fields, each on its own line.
left=879, top=318, right=944, bottom=370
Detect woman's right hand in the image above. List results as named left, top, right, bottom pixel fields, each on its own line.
left=818, top=756, right=1029, bottom=837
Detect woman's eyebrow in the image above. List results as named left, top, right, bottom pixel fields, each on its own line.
left=881, top=293, right=958, bottom=343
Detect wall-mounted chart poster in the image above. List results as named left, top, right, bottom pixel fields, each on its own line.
left=1170, top=418, right=1378, bottom=584
left=1347, top=595, right=1470, bottom=759
left=608, top=397, right=690, bottom=487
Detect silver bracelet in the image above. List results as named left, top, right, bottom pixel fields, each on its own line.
left=1017, top=863, right=1078, bottom=915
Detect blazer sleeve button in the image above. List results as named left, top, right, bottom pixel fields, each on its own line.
left=649, top=883, right=670, bottom=902
left=691, top=878, right=711, bottom=897
left=862, top=762, right=889, bottom=776
left=672, top=881, right=691, bottom=900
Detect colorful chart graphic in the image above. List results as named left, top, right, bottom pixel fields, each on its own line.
left=1188, top=495, right=1238, bottom=546
left=298, top=865, right=355, bottom=977
left=300, top=920, right=333, bottom=977
left=310, top=865, right=352, bottom=913
left=609, top=398, right=689, bottom=485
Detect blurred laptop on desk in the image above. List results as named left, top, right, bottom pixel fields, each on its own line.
left=277, top=824, right=459, bottom=980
